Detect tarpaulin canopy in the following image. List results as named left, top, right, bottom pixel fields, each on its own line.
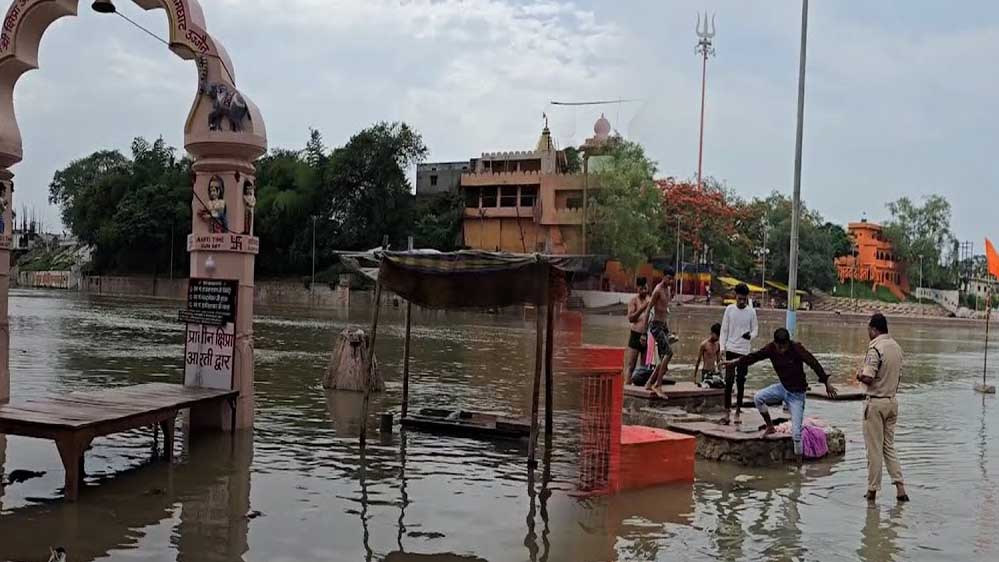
left=765, top=280, right=809, bottom=296
left=341, top=250, right=607, bottom=309
left=717, top=276, right=766, bottom=293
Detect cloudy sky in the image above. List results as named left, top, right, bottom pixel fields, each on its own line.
left=11, top=0, right=998, bottom=250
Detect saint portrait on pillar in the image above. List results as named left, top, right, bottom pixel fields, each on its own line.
left=243, top=180, right=256, bottom=235
left=200, top=175, right=228, bottom=233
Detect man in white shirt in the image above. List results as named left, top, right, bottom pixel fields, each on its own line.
left=718, top=283, right=759, bottom=424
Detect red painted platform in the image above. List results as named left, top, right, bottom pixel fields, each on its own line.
left=558, top=344, right=625, bottom=374
left=619, top=425, right=696, bottom=490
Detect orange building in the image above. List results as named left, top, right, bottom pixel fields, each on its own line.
left=461, top=117, right=615, bottom=255
left=835, top=219, right=908, bottom=297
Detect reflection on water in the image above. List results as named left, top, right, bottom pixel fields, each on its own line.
left=0, top=290, right=997, bottom=561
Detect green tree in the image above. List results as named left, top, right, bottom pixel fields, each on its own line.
left=253, top=147, right=321, bottom=276
left=48, top=137, right=190, bottom=274
left=319, top=122, right=426, bottom=252
left=742, top=192, right=843, bottom=291
left=588, top=140, right=665, bottom=269
left=563, top=146, right=582, bottom=174
left=413, top=192, right=464, bottom=250
left=883, top=195, right=958, bottom=289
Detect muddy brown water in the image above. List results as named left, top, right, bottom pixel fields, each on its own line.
left=0, top=289, right=997, bottom=561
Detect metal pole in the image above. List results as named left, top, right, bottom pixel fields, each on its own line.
left=402, top=236, right=414, bottom=419
left=311, top=215, right=318, bottom=297
left=582, top=157, right=589, bottom=255
left=985, top=287, right=991, bottom=389
left=851, top=246, right=856, bottom=300
left=761, top=220, right=768, bottom=305
left=697, top=49, right=708, bottom=190
left=679, top=244, right=685, bottom=300
left=169, top=222, right=174, bottom=281
left=786, top=0, right=809, bottom=336
left=675, top=215, right=681, bottom=295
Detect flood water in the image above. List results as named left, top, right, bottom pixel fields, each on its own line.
left=0, top=289, right=997, bottom=562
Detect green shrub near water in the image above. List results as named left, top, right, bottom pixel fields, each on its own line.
left=831, top=281, right=901, bottom=303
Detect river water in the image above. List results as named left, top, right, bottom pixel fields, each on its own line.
left=0, top=289, right=997, bottom=562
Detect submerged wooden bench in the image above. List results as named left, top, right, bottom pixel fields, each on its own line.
left=0, top=382, right=238, bottom=501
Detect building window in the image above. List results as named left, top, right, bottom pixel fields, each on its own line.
left=566, top=196, right=583, bottom=209
left=430, top=175, right=438, bottom=187
left=520, top=186, right=538, bottom=207
left=481, top=186, right=498, bottom=207
left=500, top=186, right=518, bottom=207
left=464, top=187, right=480, bottom=208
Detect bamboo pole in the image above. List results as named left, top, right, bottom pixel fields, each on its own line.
left=527, top=264, right=546, bottom=468
left=543, top=276, right=555, bottom=453
left=360, top=236, right=389, bottom=445
left=401, top=236, right=414, bottom=419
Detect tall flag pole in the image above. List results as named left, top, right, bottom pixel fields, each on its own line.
left=978, top=238, right=999, bottom=393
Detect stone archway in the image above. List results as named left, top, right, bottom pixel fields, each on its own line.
left=0, top=0, right=267, bottom=429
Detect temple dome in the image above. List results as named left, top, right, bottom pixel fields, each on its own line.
left=594, top=113, right=611, bottom=138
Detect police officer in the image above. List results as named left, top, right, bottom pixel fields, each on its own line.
left=857, top=313, right=910, bottom=503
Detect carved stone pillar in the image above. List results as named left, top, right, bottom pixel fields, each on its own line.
left=186, top=157, right=260, bottom=430
left=0, top=170, right=10, bottom=404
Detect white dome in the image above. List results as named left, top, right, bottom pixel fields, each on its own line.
left=594, top=113, right=611, bottom=137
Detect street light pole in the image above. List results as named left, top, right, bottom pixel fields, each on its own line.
left=675, top=215, right=681, bottom=295
left=786, top=0, right=809, bottom=336
left=311, top=215, right=318, bottom=298
left=761, top=221, right=769, bottom=307
left=695, top=12, right=716, bottom=190
left=851, top=245, right=856, bottom=301
left=919, top=254, right=924, bottom=312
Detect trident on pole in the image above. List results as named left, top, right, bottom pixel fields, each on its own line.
left=695, top=12, right=716, bottom=190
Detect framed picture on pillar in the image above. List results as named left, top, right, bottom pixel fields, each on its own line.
left=182, top=278, right=238, bottom=390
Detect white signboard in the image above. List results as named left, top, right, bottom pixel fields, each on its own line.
left=184, top=323, right=236, bottom=390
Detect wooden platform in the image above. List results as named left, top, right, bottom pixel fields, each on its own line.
left=401, top=408, right=530, bottom=439
left=623, top=383, right=725, bottom=413
left=0, top=383, right=238, bottom=501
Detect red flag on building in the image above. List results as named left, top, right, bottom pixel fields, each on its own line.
left=987, top=238, right=999, bottom=279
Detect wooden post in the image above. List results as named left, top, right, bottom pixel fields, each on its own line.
left=360, top=237, right=389, bottom=445
left=528, top=263, right=547, bottom=468
left=402, top=236, right=414, bottom=419
left=544, top=274, right=555, bottom=452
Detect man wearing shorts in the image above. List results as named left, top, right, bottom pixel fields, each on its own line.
left=624, top=278, right=652, bottom=381
left=644, top=268, right=677, bottom=396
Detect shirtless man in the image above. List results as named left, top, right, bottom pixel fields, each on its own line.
left=623, top=278, right=652, bottom=381
left=644, top=267, right=677, bottom=396
left=694, top=323, right=722, bottom=386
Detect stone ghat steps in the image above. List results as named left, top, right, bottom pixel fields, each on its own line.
left=811, top=296, right=951, bottom=317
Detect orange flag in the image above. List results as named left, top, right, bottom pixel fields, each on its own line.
left=987, top=238, right=999, bottom=280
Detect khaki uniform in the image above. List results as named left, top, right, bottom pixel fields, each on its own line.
left=861, top=334, right=904, bottom=492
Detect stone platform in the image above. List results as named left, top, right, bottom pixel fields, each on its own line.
left=623, top=383, right=724, bottom=414
left=740, top=383, right=866, bottom=408
left=628, top=408, right=845, bottom=466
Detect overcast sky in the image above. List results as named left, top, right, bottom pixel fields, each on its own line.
left=11, top=0, right=998, bottom=251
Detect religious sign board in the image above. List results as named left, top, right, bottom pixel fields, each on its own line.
left=183, top=278, right=238, bottom=390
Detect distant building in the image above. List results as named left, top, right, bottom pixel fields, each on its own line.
left=416, top=161, right=469, bottom=197
left=965, top=277, right=998, bottom=303
left=460, top=118, right=611, bottom=254
left=835, top=219, right=907, bottom=297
